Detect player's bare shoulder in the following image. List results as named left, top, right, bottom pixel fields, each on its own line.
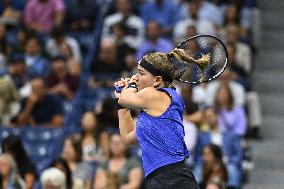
left=140, top=87, right=170, bottom=104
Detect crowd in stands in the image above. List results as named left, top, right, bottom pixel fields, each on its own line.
left=0, top=0, right=261, bottom=189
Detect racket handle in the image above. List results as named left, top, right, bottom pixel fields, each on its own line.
left=115, top=85, right=124, bottom=93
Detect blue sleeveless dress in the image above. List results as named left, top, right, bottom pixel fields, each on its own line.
left=136, top=87, right=189, bottom=177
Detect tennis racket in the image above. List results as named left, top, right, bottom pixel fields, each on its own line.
left=170, top=35, right=228, bottom=84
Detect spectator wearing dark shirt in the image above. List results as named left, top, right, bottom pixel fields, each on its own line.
left=0, top=23, right=11, bottom=73
left=46, top=56, right=79, bottom=100
left=90, top=38, right=124, bottom=87
left=226, top=43, right=250, bottom=91
left=65, top=0, right=98, bottom=31
left=11, top=26, right=36, bottom=55
left=6, top=54, right=29, bottom=92
left=16, top=77, right=64, bottom=127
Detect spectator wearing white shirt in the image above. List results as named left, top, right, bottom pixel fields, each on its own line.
left=180, top=0, right=223, bottom=27
left=46, top=26, right=82, bottom=63
left=174, top=1, right=217, bottom=45
left=102, top=0, right=145, bottom=49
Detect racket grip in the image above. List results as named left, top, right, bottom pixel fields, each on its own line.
left=115, top=85, right=124, bottom=93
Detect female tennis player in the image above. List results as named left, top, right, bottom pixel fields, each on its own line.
left=114, top=35, right=227, bottom=189
left=114, top=49, right=201, bottom=189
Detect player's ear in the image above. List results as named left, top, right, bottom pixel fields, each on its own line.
left=153, top=76, right=163, bottom=87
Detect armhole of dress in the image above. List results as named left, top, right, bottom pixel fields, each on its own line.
left=157, top=88, right=173, bottom=102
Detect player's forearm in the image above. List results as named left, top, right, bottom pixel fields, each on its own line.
left=118, top=108, right=135, bottom=136
left=118, top=88, right=139, bottom=108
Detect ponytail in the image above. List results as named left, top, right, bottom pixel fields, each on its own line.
left=168, top=49, right=210, bottom=70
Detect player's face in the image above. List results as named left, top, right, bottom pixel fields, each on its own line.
left=136, top=65, right=157, bottom=90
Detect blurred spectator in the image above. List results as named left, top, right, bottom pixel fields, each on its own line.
left=0, top=76, right=19, bottom=125
left=65, top=0, right=98, bottom=31
left=24, top=0, right=65, bottom=33
left=214, top=82, right=247, bottom=137
left=11, top=26, right=36, bottom=55
left=194, top=107, right=243, bottom=189
left=192, top=82, right=208, bottom=109
left=59, top=42, right=81, bottom=77
left=180, top=84, right=199, bottom=116
left=200, top=71, right=262, bottom=139
left=96, top=97, right=119, bottom=133
left=0, top=0, right=21, bottom=27
left=223, top=4, right=247, bottom=41
left=225, top=25, right=262, bottom=137
left=0, top=153, right=25, bottom=189
left=203, top=71, right=246, bottom=109
left=15, top=77, right=64, bottom=127
left=196, top=144, right=228, bottom=189
left=46, top=56, right=79, bottom=100
left=80, top=111, right=110, bottom=162
left=184, top=117, right=198, bottom=167
left=180, top=85, right=199, bottom=167
left=174, top=1, right=217, bottom=44
left=230, top=0, right=253, bottom=43
left=120, top=51, right=138, bottom=78
left=61, top=134, right=92, bottom=189
left=180, top=0, right=223, bottom=27
left=139, top=0, right=180, bottom=37
left=224, top=24, right=252, bottom=73
left=0, top=0, right=25, bottom=13
left=205, top=177, right=225, bottom=189
left=50, top=157, right=84, bottom=189
left=226, top=42, right=262, bottom=138
left=102, top=0, right=145, bottom=49
left=94, top=133, right=143, bottom=189
left=40, top=167, right=66, bottom=189
left=5, top=54, right=31, bottom=98
left=136, top=20, right=173, bottom=61
left=24, top=36, right=49, bottom=78
left=0, top=23, right=11, bottom=72
left=226, top=43, right=250, bottom=91
left=111, top=22, right=136, bottom=64
left=46, top=26, right=82, bottom=63
left=90, top=38, right=124, bottom=87
left=107, top=21, right=137, bottom=78
left=1, top=135, right=37, bottom=189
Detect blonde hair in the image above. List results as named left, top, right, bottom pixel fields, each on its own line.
left=168, top=49, right=210, bottom=70
left=0, top=153, right=25, bottom=188
left=143, top=52, right=175, bottom=87
left=143, top=49, right=210, bottom=86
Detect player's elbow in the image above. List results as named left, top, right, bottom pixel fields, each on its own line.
left=117, top=95, right=128, bottom=107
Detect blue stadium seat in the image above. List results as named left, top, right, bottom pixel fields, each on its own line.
left=20, top=127, right=64, bottom=143
left=18, top=127, right=65, bottom=174
left=0, top=127, right=20, bottom=140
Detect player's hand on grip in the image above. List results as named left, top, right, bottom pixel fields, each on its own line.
left=114, top=78, right=130, bottom=98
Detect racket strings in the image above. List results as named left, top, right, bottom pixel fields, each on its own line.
left=172, top=35, right=227, bottom=84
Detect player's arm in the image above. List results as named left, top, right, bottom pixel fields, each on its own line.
left=118, top=108, right=137, bottom=145
left=118, top=86, right=161, bottom=110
